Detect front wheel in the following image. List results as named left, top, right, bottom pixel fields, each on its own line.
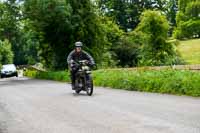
left=86, top=75, right=93, bottom=96
left=75, top=90, right=81, bottom=94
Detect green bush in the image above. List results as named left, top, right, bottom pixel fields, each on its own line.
left=0, top=39, right=14, bottom=65
left=113, top=31, right=145, bottom=67
left=25, top=70, right=70, bottom=82
left=175, top=0, right=200, bottom=39
left=93, top=69, right=200, bottom=97
left=135, top=10, right=179, bottom=66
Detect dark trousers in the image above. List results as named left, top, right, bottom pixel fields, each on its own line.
left=70, top=70, right=76, bottom=86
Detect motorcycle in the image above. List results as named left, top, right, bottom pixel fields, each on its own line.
left=71, top=60, right=94, bottom=96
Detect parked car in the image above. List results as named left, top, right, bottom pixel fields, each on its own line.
left=0, top=64, right=18, bottom=78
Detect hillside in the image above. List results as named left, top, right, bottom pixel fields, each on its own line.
left=178, top=39, right=200, bottom=64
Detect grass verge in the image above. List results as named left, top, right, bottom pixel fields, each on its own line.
left=178, top=39, right=200, bottom=64
left=25, top=69, right=200, bottom=97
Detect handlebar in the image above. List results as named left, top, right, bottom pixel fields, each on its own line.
left=70, top=60, right=97, bottom=70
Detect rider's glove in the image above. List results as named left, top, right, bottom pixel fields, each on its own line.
left=70, top=60, right=75, bottom=68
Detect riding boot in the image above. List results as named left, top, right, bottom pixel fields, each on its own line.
left=72, top=80, right=75, bottom=90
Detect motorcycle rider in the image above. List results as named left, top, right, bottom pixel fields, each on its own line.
left=67, top=41, right=95, bottom=89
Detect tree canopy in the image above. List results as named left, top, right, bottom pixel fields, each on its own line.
left=174, top=0, right=200, bottom=39
left=0, top=0, right=196, bottom=69
left=0, top=39, right=14, bottom=67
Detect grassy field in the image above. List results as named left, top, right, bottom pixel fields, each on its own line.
left=178, top=39, right=200, bottom=64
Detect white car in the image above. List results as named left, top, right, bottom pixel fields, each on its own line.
left=0, top=64, right=18, bottom=78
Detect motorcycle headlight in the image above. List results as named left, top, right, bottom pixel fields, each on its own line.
left=82, top=66, right=89, bottom=70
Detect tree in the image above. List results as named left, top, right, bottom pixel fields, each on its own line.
left=113, top=31, right=146, bottom=67
left=98, top=0, right=169, bottom=31
left=24, top=0, right=107, bottom=69
left=0, top=0, right=27, bottom=65
left=166, top=0, right=178, bottom=36
left=19, top=22, right=41, bottom=65
left=68, top=0, right=106, bottom=65
left=174, top=0, right=200, bottom=39
left=136, top=10, right=178, bottom=66
left=0, top=39, right=14, bottom=66
left=24, top=0, right=72, bottom=69
left=0, top=0, right=43, bottom=66
left=98, top=17, right=124, bottom=67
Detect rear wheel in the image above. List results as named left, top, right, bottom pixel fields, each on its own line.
left=86, top=75, right=93, bottom=96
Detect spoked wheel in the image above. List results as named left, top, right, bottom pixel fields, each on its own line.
left=86, top=75, right=93, bottom=96
left=75, top=78, right=82, bottom=94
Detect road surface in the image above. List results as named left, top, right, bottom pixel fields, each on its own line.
left=0, top=77, right=200, bottom=133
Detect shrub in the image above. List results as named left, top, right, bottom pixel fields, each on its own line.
left=136, top=10, right=179, bottom=66
left=93, top=69, right=200, bottom=97
left=0, top=39, right=14, bottom=65
left=174, top=0, right=200, bottom=39
left=25, top=70, right=70, bottom=82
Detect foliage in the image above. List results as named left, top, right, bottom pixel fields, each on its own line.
left=25, top=69, right=200, bottom=97
left=185, top=1, right=200, bottom=18
left=113, top=31, right=146, bottom=67
left=98, top=17, right=124, bottom=68
left=0, top=39, right=14, bottom=65
left=175, top=19, right=200, bottom=39
left=24, top=0, right=107, bottom=69
left=136, top=10, right=179, bottom=66
left=166, top=0, right=178, bottom=36
left=0, top=0, right=194, bottom=69
left=99, top=10, right=181, bottom=67
left=94, top=69, right=200, bottom=97
left=25, top=70, right=70, bottom=82
left=0, top=1, right=23, bottom=65
left=98, top=0, right=177, bottom=32
left=174, top=0, right=200, bottom=39
left=24, top=0, right=72, bottom=69
left=68, top=0, right=107, bottom=64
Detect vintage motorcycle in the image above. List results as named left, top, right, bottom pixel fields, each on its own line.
left=71, top=60, right=94, bottom=96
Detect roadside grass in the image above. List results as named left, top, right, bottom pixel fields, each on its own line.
left=25, top=69, right=200, bottom=97
left=178, top=39, right=200, bottom=64
left=25, top=70, right=71, bottom=82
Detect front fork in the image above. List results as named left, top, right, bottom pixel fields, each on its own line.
left=85, top=73, right=92, bottom=88
left=75, top=72, right=91, bottom=90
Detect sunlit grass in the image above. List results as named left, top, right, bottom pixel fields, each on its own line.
left=178, top=39, right=200, bottom=64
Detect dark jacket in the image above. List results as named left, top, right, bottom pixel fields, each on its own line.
left=67, top=50, right=95, bottom=65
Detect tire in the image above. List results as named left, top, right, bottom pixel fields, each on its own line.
left=75, top=90, right=81, bottom=94
left=86, top=75, right=93, bottom=96
left=74, top=78, right=82, bottom=94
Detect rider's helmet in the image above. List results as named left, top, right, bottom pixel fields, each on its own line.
left=75, top=41, right=83, bottom=47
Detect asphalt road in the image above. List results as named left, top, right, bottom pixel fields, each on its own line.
left=0, top=77, right=200, bottom=133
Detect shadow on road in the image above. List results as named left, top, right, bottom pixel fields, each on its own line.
left=72, top=93, right=92, bottom=97
left=0, top=78, right=33, bottom=87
